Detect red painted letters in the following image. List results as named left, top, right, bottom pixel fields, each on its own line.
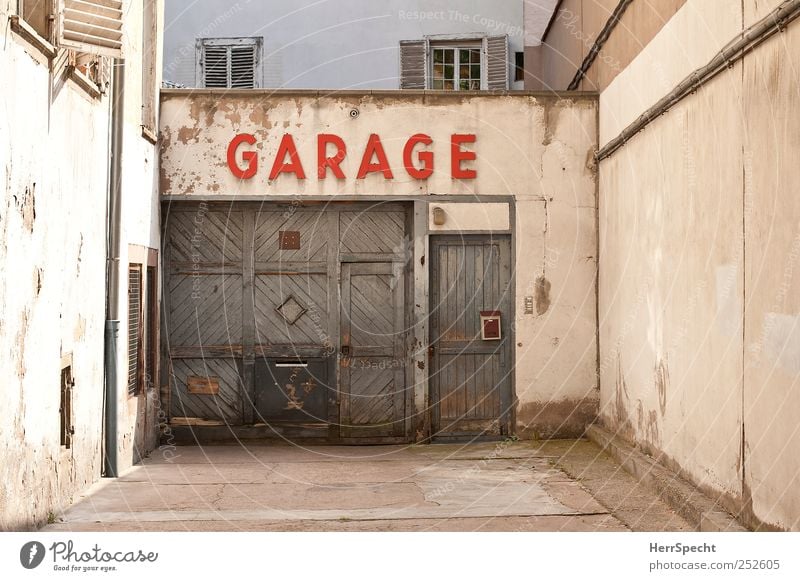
left=451, top=134, right=477, bottom=180
left=227, top=133, right=258, bottom=179
left=317, top=134, right=347, bottom=179
left=226, top=133, right=477, bottom=181
left=403, top=134, right=434, bottom=179
left=356, top=134, right=393, bottom=179
left=269, top=134, right=306, bottom=180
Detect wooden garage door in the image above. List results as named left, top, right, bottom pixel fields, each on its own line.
left=429, top=235, right=513, bottom=438
left=339, top=262, right=406, bottom=439
left=164, top=208, right=245, bottom=424
left=164, top=202, right=410, bottom=442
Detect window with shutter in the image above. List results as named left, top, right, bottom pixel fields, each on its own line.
left=401, top=36, right=510, bottom=91
left=202, top=45, right=229, bottom=88
left=485, top=35, right=509, bottom=90
left=128, top=264, right=142, bottom=397
left=230, top=45, right=256, bottom=88
left=57, top=0, right=124, bottom=57
left=399, top=39, right=427, bottom=89
left=141, top=0, right=158, bottom=134
left=197, top=37, right=261, bottom=89
left=19, top=0, right=52, bottom=40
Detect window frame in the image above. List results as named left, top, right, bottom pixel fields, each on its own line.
left=431, top=45, right=483, bottom=91
left=10, top=0, right=57, bottom=60
left=60, top=353, right=74, bottom=449
left=514, top=51, right=525, bottom=82
left=195, top=36, right=263, bottom=89
left=427, top=37, right=485, bottom=91
left=128, top=246, right=159, bottom=399
left=141, top=0, right=159, bottom=141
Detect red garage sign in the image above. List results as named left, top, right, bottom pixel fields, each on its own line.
left=226, top=133, right=477, bottom=181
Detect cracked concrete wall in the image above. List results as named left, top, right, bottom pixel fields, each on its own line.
left=160, top=91, right=598, bottom=438
left=598, top=0, right=800, bottom=531
left=0, top=1, right=162, bottom=529
left=0, top=3, right=107, bottom=529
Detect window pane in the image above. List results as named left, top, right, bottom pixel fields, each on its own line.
left=471, top=64, right=481, bottom=79
left=444, top=80, right=454, bottom=90
left=459, top=79, right=470, bottom=90
left=433, top=49, right=444, bottom=64
left=433, top=64, right=444, bottom=79
left=470, top=80, right=481, bottom=90
left=444, top=65, right=454, bottom=80
left=470, top=49, right=480, bottom=63
left=460, top=65, right=470, bottom=79
left=444, top=50, right=454, bottom=64
left=432, top=79, right=444, bottom=90
left=460, top=49, right=470, bottom=64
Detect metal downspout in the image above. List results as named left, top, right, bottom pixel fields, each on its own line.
left=103, top=58, right=125, bottom=478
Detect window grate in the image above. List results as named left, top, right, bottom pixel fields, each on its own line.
left=128, top=265, right=142, bottom=396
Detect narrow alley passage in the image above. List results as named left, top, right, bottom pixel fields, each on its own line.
left=47, top=440, right=692, bottom=532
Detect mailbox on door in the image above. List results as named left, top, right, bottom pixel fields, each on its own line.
left=480, top=310, right=502, bottom=340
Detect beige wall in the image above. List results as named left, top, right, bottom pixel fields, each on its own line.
left=598, top=0, right=800, bottom=530
left=526, top=0, right=686, bottom=92
left=116, top=0, right=165, bottom=476
left=0, top=1, right=162, bottom=529
left=160, top=91, right=599, bottom=438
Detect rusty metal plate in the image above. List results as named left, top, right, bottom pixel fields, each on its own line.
left=254, top=359, right=329, bottom=422
left=278, top=230, right=300, bottom=250
left=187, top=375, right=220, bottom=395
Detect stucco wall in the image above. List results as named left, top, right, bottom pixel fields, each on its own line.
left=0, top=5, right=108, bottom=530
left=525, top=0, right=686, bottom=92
left=598, top=0, right=800, bottom=530
left=160, top=90, right=599, bottom=438
left=116, top=0, right=165, bottom=475
left=0, top=2, right=162, bottom=529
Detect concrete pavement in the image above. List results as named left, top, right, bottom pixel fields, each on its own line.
left=45, top=439, right=694, bottom=532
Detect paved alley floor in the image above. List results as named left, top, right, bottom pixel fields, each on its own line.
left=46, top=439, right=693, bottom=532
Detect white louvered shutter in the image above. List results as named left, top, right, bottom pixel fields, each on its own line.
left=230, top=44, right=257, bottom=88
left=199, top=39, right=260, bottom=88
left=202, top=45, right=229, bottom=88
left=57, top=0, right=124, bottom=57
left=399, top=39, right=427, bottom=89
left=485, top=35, right=509, bottom=90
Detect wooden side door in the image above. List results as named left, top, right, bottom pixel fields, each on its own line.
left=339, top=262, right=406, bottom=440
left=430, top=235, right=513, bottom=438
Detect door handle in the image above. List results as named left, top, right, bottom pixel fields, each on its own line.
left=341, top=345, right=350, bottom=356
